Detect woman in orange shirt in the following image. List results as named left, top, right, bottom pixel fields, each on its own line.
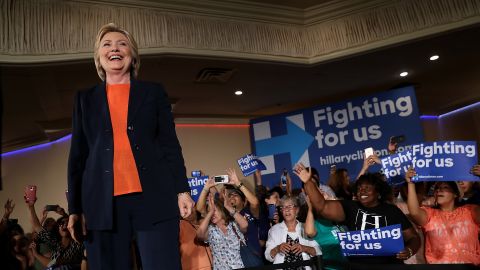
left=67, top=23, right=194, bottom=270
left=406, top=168, right=480, bottom=265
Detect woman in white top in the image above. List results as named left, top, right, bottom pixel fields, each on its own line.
left=265, top=195, right=321, bottom=269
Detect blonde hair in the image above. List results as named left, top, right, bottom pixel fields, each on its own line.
left=93, top=23, right=140, bottom=81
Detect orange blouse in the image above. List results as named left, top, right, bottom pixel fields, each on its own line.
left=106, top=84, right=142, bottom=196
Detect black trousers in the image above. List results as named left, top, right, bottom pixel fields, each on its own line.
left=84, top=193, right=180, bottom=270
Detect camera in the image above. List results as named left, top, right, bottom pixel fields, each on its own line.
left=45, top=205, right=59, bottom=211
left=214, top=175, right=229, bottom=184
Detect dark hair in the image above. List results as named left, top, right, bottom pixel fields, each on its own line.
left=265, top=186, right=284, bottom=201
left=270, top=186, right=285, bottom=198
left=328, top=168, right=348, bottom=192
left=432, top=181, right=462, bottom=208
left=224, top=185, right=246, bottom=201
left=213, top=198, right=234, bottom=224
left=354, top=173, right=392, bottom=203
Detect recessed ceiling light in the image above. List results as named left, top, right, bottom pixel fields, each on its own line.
left=399, top=71, right=408, bottom=77
left=429, top=55, right=439, bottom=61
left=235, top=90, right=243, bottom=95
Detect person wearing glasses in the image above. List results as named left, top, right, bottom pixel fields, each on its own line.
left=265, top=195, right=321, bottom=269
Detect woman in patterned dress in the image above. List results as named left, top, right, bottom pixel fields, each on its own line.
left=26, top=199, right=84, bottom=269
left=196, top=192, right=248, bottom=270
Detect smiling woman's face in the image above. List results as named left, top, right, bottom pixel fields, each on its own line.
left=356, top=182, right=379, bottom=207
left=98, top=32, right=133, bottom=78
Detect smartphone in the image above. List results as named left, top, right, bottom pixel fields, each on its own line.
left=390, top=135, right=406, bottom=144
left=214, top=175, right=229, bottom=184
left=267, top=204, right=276, bottom=219
left=45, top=204, right=59, bottom=211
left=25, top=185, right=37, bottom=203
left=364, top=147, right=374, bottom=158
left=280, top=169, right=287, bottom=187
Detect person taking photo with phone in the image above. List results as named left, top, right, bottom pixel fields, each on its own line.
left=196, top=189, right=248, bottom=269
left=25, top=193, right=84, bottom=269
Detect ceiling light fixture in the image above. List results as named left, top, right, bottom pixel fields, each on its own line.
left=399, top=71, right=408, bottom=77
left=235, top=90, right=243, bottom=95
left=429, top=55, right=439, bottom=61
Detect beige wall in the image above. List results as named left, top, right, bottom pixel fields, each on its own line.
left=0, top=124, right=253, bottom=230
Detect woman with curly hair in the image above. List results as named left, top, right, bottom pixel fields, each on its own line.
left=295, top=163, right=420, bottom=265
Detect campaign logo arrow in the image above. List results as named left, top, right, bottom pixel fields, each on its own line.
left=255, top=119, right=314, bottom=165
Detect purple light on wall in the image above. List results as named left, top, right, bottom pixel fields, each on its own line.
left=419, top=115, right=438, bottom=120
left=439, top=101, right=480, bottom=118
left=1, top=134, right=72, bottom=158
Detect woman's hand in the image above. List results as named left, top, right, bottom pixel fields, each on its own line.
left=204, top=177, right=216, bottom=191
left=24, top=196, right=36, bottom=207
left=277, top=242, right=291, bottom=254
left=67, top=214, right=86, bottom=243
left=362, top=154, right=379, bottom=169
left=207, top=194, right=216, bottom=217
left=222, top=189, right=235, bottom=213
left=290, top=243, right=304, bottom=255
left=226, top=168, right=241, bottom=186
left=178, top=192, right=195, bottom=219
left=396, top=247, right=413, bottom=260
left=405, top=167, right=416, bottom=183
left=4, top=199, right=15, bottom=219
left=29, top=241, right=38, bottom=255
left=471, top=164, right=480, bottom=177
left=293, top=163, right=311, bottom=183
left=55, top=206, right=67, bottom=217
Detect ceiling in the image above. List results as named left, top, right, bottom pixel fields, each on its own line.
left=1, top=11, right=480, bottom=152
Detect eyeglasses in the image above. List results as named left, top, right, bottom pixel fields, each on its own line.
left=58, top=220, right=68, bottom=226
left=280, top=205, right=297, bottom=211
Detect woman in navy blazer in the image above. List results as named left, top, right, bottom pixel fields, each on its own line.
left=67, top=23, right=194, bottom=269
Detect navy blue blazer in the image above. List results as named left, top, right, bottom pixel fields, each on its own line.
left=67, top=79, right=189, bottom=230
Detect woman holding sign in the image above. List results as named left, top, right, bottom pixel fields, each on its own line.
left=295, top=164, right=420, bottom=265
left=405, top=168, right=480, bottom=265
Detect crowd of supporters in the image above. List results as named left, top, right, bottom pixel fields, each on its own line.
left=2, top=139, right=479, bottom=270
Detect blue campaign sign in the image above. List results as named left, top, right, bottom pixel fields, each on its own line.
left=237, top=154, right=267, bottom=176
left=337, top=224, right=404, bottom=256
left=188, top=175, right=209, bottom=202
left=250, top=86, right=424, bottom=188
left=381, top=141, right=478, bottom=181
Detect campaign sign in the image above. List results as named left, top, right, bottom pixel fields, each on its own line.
left=188, top=175, right=209, bottom=202
left=237, top=154, right=267, bottom=177
left=381, top=141, right=478, bottom=181
left=337, top=224, right=404, bottom=256
left=250, top=86, right=424, bottom=188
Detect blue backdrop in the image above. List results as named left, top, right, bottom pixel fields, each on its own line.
left=250, top=86, right=424, bottom=188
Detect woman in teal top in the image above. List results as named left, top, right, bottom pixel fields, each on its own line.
left=305, top=188, right=347, bottom=270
